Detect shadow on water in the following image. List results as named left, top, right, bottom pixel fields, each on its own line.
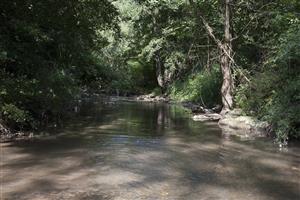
left=1, top=99, right=300, bottom=200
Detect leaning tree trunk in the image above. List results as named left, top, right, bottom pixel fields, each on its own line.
left=220, top=0, right=234, bottom=113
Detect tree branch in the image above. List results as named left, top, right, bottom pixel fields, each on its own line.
left=188, top=0, right=250, bottom=82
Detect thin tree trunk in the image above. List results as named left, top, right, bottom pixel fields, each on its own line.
left=155, top=53, right=165, bottom=92
left=206, top=36, right=211, bottom=71
left=153, top=9, right=165, bottom=93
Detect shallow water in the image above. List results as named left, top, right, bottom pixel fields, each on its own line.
left=1, top=99, right=300, bottom=200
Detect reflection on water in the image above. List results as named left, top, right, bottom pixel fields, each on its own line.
left=1, top=100, right=300, bottom=200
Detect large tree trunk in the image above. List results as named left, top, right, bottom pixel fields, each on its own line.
left=220, top=0, right=234, bottom=112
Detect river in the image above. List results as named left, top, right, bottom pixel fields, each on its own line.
left=1, top=99, right=300, bottom=200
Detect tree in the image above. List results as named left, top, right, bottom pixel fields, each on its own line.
left=0, top=0, right=118, bottom=129
left=221, top=0, right=234, bottom=112
left=189, top=0, right=234, bottom=112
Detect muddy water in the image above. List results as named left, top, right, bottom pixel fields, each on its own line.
left=1, top=100, right=300, bottom=200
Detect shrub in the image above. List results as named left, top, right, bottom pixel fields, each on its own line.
left=236, top=24, right=300, bottom=142
left=0, top=103, right=32, bottom=130
left=168, top=65, right=222, bottom=107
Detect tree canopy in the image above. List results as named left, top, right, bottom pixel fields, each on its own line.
left=1, top=0, right=299, bottom=142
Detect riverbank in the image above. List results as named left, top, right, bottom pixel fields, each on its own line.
left=186, top=105, right=272, bottom=138
left=132, top=93, right=272, bottom=139
left=0, top=122, right=34, bottom=142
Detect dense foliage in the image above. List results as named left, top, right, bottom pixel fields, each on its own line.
left=168, top=65, right=222, bottom=108
left=236, top=24, right=300, bottom=141
left=0, top=0, right=117, bottom=130
left=1, top=0, right=299, bottom=141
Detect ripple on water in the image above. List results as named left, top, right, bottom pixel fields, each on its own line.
left=2, top=101, right=300, bottom=200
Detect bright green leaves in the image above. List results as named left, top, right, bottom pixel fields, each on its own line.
left=1, top=104, right=31, bottom=124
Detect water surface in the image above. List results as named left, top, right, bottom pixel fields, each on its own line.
left=1, top=100, right=300, bottom=200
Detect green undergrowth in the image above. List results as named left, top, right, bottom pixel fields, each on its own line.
left=168, top=66, right=222, bottom=108
left=235, top=24, right=300, bottom=142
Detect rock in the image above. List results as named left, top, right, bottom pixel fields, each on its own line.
left=212, top=105, right=222, bottom=113
left=203, top=108, right=214, bottom=114
left=149, top=93, right=156, bottom=98
left=16, top=132, right=26, bottom=137
left=135, top=94, right=169, bottom=102
left=182, top=102, right=206, bottom=113
left=193, top=113, right=222, bottom=122
left=136, top=96, right=144, bottom=100
left=225, top=108, right=243, bottom=117
left=255, top=121, right=271, bottom=133
left=29, top=132, right=34, bottom=138
left=191, top=105, right=204, bottom=113
left=218, top=115, right=270, bottom=137
left=219, top=116, right=252, bottom=129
